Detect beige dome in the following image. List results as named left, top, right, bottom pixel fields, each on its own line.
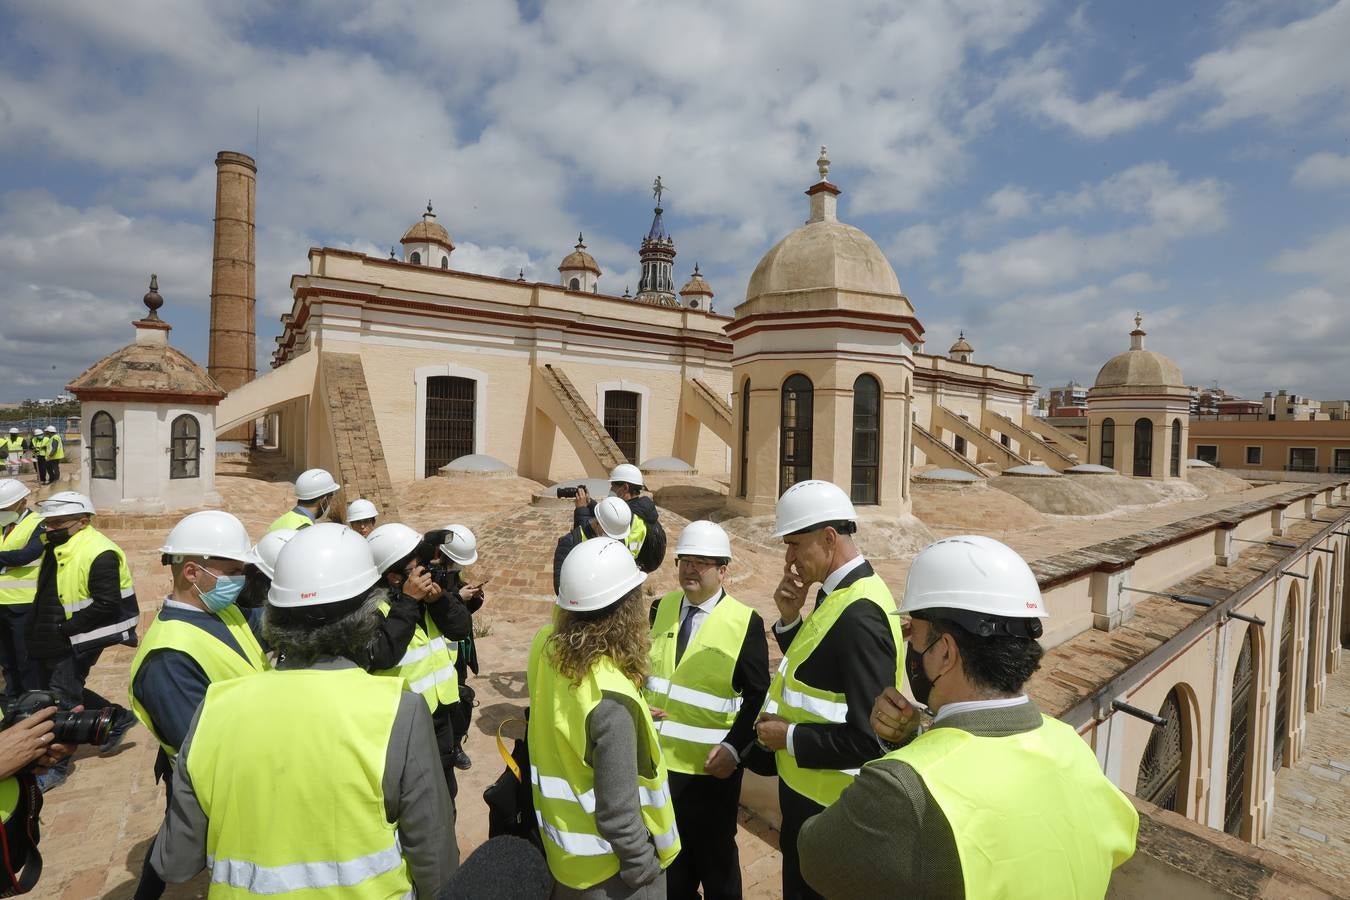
left=1094, top=349, right=1184, bottom=388
left=949, top=334, right=973, bottom=354
left=558, top=234, right=601, bottom=275
left=679, top=266, right=713, bottom=297
left=400, top=203, right=454, bottom=250
left=745, top=219, right=901, bottom=301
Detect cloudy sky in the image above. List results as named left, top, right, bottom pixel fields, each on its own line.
left=2, top=0, right=1348, bottom=402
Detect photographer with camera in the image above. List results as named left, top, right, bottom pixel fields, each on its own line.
left=27, top=492, right=138, bottom=791
left=127, top=510, right=270, bottom=900
left=0, top=702, right=76, bottom=893
left=423, top=526, right=480, bottom=772
left=573, top=464, right=666, bottom=573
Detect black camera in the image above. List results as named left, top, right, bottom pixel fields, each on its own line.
left=556, top=486, right=579, bottom=499
left=3, top=690, right=115, bottom=746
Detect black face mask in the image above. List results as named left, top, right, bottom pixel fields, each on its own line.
left=905, top=634, right=945, bottom=708
left=44, top=527, right=71, bottom=546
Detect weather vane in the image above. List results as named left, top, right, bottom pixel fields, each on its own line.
left=652, top=175, right=665, bottom=207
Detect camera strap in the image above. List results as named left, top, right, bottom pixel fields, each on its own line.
left=0, top=775, right=44, bottom=896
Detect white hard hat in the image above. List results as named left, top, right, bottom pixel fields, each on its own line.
left=37, top=491, right=95, bottom=516
left=251, top=528, right=297, bottom=580
left=45, top=426, right=57, bottom=434
left=608, top=463, right=644, bottom=489
left=367, top=523, right=422, bottom=574
left=675, top=520, right=732, bottom=559
left=7, top=428, right=17, bottom=434
left=0, top=479, right=30, bottom=508
left=557, top=537, right=647, bottom=612
left=268, top=523, right=380, bottom=609
left=294, top=468, right=340, bottom=501
left=160, top=510, right=254, bottom=563
left=346, top=498, right=378, bottom=523
left=773, top=480, right=856, bottom=538
left=594, top=496, right=633, bottom=540
left=32, top=429, right=42, bottom=436
left=439, top=524, right=478, bottom=566
left=899, top=535, right=1047, bottom=626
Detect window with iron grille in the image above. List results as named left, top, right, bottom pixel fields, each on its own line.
left=1273, top=591, right=1295, bottom=769
left=170, top=414, right=200, bottom=479
left=425, top=376, right=475, bottom=477
left=1288, top=447, right=1316, bottom=472
left=1100, top=418, right=1115, bottom=468
left=1334, top=448, right=1350, bottom=475
left=1136, top=688, right=1185, bottom=813
left=1246, top=446, right=1262, bottom=466
left=1223, top=629, right=1256, bottom=837
left=850, top=375, right=880, bottom=505
left=604, top=391, right=640, bottom=462
left=1170, top=419, right=1182, bottom=477
left=779, top=374, right=813, bottom=494
left=1133, top=418, right=1153, bottom=477
left=91, top=411, right=116, bottom=480
left=738, top=380, right=750, bottom=499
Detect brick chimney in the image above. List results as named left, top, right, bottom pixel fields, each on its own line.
left=209, top=150, right=257, bottom=444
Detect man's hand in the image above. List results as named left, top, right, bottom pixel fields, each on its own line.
left=648, top=706, right=668, bottom=721
left=574, top=485, right=589, bottom=508
left=871, top=686, right=920, bottom=746
left=459, top=582, right=485, bottom=604
left=0, top=706, right=57, bottom=779
left=773, top=562, right=807, bottom=626
left=402, top=565, right=439, bottom=603
left=754, top=713, right=789, bottom=752
left=704, top=744, right=737, bottom=779
left=33, top=742, right=73, bottom=775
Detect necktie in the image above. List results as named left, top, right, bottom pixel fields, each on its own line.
left=676, top=605, right=698, bottom=664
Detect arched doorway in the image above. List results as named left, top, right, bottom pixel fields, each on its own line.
left=850, top=374, right=880, bottom=505
left=424, top=375, right=475, bottom=476
left=779, top=374, right=813, bottom=494
left=1133, top=418, right=1154, bottom=477
left=737, top=379, right=750, bottom=499
left=1136, top=687, right=1187, bottom=814
left=1308, top=562, right=1322, bottom=713
left=1224, top=628, right=1257, bottom=837
left=1170, top=419, right=1182, bottom=477
left=1273, top=585, right=1297, bottom=770
left=1100, top=418, right=1115, bottom=468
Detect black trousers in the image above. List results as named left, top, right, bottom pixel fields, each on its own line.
left=0, top=604, right=40, bottom=703
left=133, top=750, right=173, bottom=900
left=778, top=782, right=826, bottom=900
left=45, top=460, right=59, bottom=484
left=667, top=769, right=744, bottom=900
left=432, top=704, right=458, bottom=802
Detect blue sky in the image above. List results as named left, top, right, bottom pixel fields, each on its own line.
left=2, top=0, right=1349, bottom=402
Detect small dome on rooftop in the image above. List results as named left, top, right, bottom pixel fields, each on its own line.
left=558, top=233, right=601, bottom=275
left=1093, top=314, right=1183, bottom=389
left=401, top=202, right=455, bottom=250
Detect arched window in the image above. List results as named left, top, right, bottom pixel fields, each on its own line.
left=1170, top=419, right=1182, bottom=477
left=569, top=277, right=580, bottom=291
left=603, top=390, right=640, bottom=462
left=1136, top=687, right=1187, bottom=814
left=90, top=411, right=116, bottom=480
left=1223, top=629, right=1257, bottom=837
left=1273, top=586, right=1296, bottom=769
left=1100, top=418, right=1115, bottom=469
left=440, top=256, right=449, bottom=269
left=738, top=379, right=751, bottom=499
left=169, top=414, right=200, bottom=479
left=780, top=374, right=814, bottom=494
left=409, top=251, right=421, bottom=265
left=1307, top=564, right=1322, bottom=713
left=424, top=376, right=475, bottom=476
left=851, top=375, right=881, bottom=505
left=1133, top=418, right=1154, bottom=477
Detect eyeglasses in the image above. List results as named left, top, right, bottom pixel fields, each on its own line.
left=676, top=557, right=721, bottom=570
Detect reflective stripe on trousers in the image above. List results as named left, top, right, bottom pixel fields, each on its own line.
left=206, top=841, right=407, bottom=894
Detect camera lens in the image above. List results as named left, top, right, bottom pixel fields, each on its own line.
left=52, top=708, right=115, bottom=746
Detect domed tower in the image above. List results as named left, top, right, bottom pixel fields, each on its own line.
left=400, top=202, right=455, bottom=268
left=726, top=147, right=921, bottom=517
left=948, top=331, right=973, bottom=363
left=1086, top=313, right=1190, bottom=480
left=634, top=176, right=678, bottom=306
left=558, top=233, right=602, bottom=293
left=678, top=264, right=714, bottom=310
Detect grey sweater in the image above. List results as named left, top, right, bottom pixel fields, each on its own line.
left=151, top=658, right=458, bottom=896
left=798, top=698, right=1045, bottom=900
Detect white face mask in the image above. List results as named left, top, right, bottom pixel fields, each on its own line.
left=0, top=510, right=18, bottom=527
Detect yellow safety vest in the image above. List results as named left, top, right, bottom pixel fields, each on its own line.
left=44, top=436, right=63, bottom=461
left=54, top=526, right=137, bottom=649
left=625, top=516, right=647, bottom=559
left=374, top=600, right=459, bottom=711
left=644, top=590, right=752, bottom=775
left=29, top=437, right=47, bottom=459
left=527, top=625, right=680, bottom=889
left=0, top=511, right=43, bottom=605
left=0, top=777, right=16, bottom=823
left=763, top=571, right=904, bottom=808
left=3, top=438, right=22, bottom=454
left=267, top=510, right=314, bottom=533
left=187, top=667, right=413, bottom=898
left=875, top=715, right=1139, bottom=899
left=128, top=603, right=270, bottom=756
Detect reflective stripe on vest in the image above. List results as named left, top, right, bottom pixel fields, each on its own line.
left=625, top=516, right=647, bottom=558
left=128, top=603, right=269, bottom=756
left=54, top=526, right=137, bottom=648
left=374, top=602, right=459, bottom=711
left=643, top=589, right=751, bottom=774
left=267, top=510, right=314, bottom=533
left=876, top=715, right=1139, bottom=899
left=0, top=511, right=43, bottom=605
left=187, top=667, right=413, bottom=899
left=763, top=571, right=903, bottom=808
left=527, top=624, right=680, bottom=889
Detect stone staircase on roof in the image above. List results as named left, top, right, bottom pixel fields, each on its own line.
left=983, top=409, right=1079, bottom=471
left=321, top=352, right=401, bottom=521
left=535, top=364, right=628, bottom=476
left=935, top=404, right=1031, bottom=469
left=1018, top=411, right=1088, bottom=461
left=683, top=377, right=733, bottom=445
left=911, top=421, right=988, bottom=477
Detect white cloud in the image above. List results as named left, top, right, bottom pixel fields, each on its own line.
left=1269, top=227, right=1350, bottom=288
left=1292, top=152, right=1350, bottom=189
left=1109, top=272, right=1168, bottom=294
left=889, top=224, right=943, bottom=267
left=986, top=185, right=1036, bottom=219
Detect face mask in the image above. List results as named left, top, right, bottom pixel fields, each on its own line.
left=195, top=568, right=247, bottom=612
left=44, top=527, right=71, bottom=545
left=905, top=633, right=945, bottom=708
left=0, top=511, right=18, bottom=527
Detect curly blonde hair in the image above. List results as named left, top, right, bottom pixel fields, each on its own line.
left=547, top=586, right=650, bottom=687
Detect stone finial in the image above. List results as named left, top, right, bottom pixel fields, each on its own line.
left=817, top=145, right=830, bottom=182
left=142, top=274, right=163, bottom=320
left=517, top=268, right=526, bottom=281
left=1134, top=311, right=1143, bottom=330
left=1130, top=312, right=1146, bottom=350
left=389, top=247, right=397, bottom=260
left=623, top=285, right=632, bottom=298
left=693, top=262, right=701, bottom=276
left=576, top=232, right=586, bottom=249
left=427, top=200, right=434, bottom=214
